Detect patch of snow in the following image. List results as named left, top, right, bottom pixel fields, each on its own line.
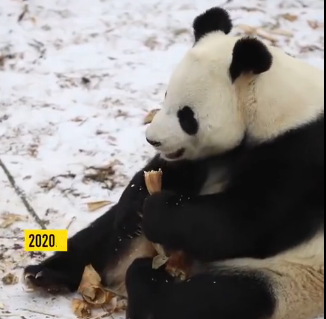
left=0, top=0, right=324, bottom=318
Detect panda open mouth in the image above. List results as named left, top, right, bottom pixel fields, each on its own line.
left=164, top=148, right=185, bottom=160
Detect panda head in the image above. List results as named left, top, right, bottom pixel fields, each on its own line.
left=146, top=7, right=323, bottom=161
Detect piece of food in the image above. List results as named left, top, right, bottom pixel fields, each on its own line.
left=165, top=251, right=191, bottom=281
left=144, top=170, right=190, bottom=280
left=144, top=169, right=163, bottom=195
left=152, top=254, right=170, bottom=270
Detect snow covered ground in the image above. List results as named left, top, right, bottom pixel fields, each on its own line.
left=0, top=0, right=324, bottom=318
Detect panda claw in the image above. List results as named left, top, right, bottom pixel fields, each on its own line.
left=24, top=273, right=34, bottom=281
left=35, top=271, right=43, bottom=279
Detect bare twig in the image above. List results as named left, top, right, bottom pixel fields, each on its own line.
left=227, top=6, right=265, bottom=13
left=0, top=236, right=24, bottom=240
left=220, top=0, right=233, bottom=6
left=19, top=308, right=59, bottom=317
left=0, top=158, right=47, bottom=229
left=91, top=313, right=114, bottom=319
left=66, top=216, right=76, bottom=230
left=17, top=4, right=29, bottom=22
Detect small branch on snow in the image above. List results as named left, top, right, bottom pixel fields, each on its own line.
left=220, top=0, right=234, bottom=7
left=0, top=236, right=24, bottom=240
left=17, top=4, right=29, bottom=22
left=19, top=308, right=59, bottom=317
left=0, top=158, right=47, bottom=230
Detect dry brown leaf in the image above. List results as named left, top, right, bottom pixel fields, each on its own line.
left=86, top=201, right=112, bottom=212
left=165, top=251, right=192, bottom=281
left=152, top=254, right=170, bottom=270
left=308, top=20, right=324, bottom=30
left=270, top=29, right=293, bottom=37
left=2, top=273, right=18, bottom=285
left=144, top=109, right=160, bottom=125
left=144, top=36, right=159, bottom=50
left=30, top=16, right=37, bottom=25
left=102, top=296, right=117, bottom=314
left=0, top=213, right=27, bottom=228
left=77, top=265, right=108, bottom=306
left=237, top=24, right=256, bottom=35
left=281, top=13, right=298, bottom=22
left=72, top=299, right=91, bottom=318
left=101, top=296, right=128, bottom=315
left=83, top=162, right=117, bottom=186
left=256, top=29, right=278, bottom=42
left=238, top=24, right=287, bottom=41
left=71, top=116, right=85, bottom=122
left=116, top=298, right=128, bottom=312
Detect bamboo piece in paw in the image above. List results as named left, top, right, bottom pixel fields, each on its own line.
left=144, top=170, right=189, bottom=280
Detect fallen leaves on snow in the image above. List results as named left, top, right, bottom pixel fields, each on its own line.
left=83, top=161, right=120, bottom=188
left=237, top=24, right=292, bottom=43
left=281, top=13, right=299, bottom=22
left=143, top=109, right=160, bottom=125
left=86, top=201, right=112, bottom=212
left=308, top=20, right=324, bottom=30
left=72, top=299, right=92, bottom=318
left=2, top=273, right=19, bottom=286
left=77, top=265, right=112, bottom=307
left=0, top=213, right=28, bottom=228
left=73, top=265, right=127, bottom=318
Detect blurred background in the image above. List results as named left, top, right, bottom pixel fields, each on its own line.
left=0, top=0, right=324, bottom=318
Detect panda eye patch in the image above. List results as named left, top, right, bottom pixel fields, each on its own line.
left=178, top=106, right=199, bottom=135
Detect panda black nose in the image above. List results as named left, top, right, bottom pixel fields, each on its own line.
left=146, top=138, right=162, bottom=147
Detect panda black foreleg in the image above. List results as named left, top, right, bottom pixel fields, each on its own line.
left=23, top=157, right=157, bottom=293
left=126, top=258, right=276, bottom=319
left=23, top=164, right=154, bottom=293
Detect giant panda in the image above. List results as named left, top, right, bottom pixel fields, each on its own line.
left=24, top=7, right=324, bottom=319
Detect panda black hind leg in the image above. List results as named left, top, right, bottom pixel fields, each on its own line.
left=126, top=258, right=276, bottom=319
left=24, top=204, right=134, bottom=294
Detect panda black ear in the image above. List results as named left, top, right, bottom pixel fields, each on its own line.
left=193, top=7, right=233, bottom=42
left=230, top=37, right=273, bottom=82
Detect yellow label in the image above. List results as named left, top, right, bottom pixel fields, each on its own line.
left=24, top=230, right=68, bottom=252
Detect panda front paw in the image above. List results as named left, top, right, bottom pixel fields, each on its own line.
left=24, top=265, right=72, bottom=294
left=142, top=191, right=184, bottom=247
left=24, top=254, right=82, bottom=294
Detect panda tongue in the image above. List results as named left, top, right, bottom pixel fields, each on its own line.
left=165, top=148, right=185, bottom=160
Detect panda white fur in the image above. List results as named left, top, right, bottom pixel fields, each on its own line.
left=24, top=7, right=324, bottom=319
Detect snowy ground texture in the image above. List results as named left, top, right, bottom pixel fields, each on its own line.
left=0, top=0, right=324, bottom=318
